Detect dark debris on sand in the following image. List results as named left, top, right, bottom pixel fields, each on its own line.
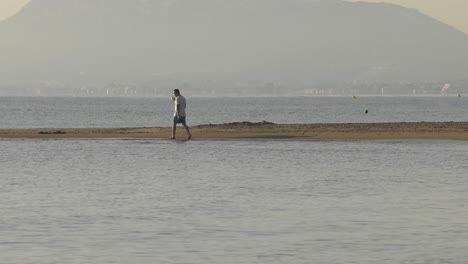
left=38, top=130, right=66, bottom=135
left=199, top=121, right=276, bottom=129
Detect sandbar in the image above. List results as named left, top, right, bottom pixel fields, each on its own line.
left=1, top=121, right=468, bottom=140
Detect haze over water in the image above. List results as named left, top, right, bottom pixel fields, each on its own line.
left=1, top=0, right=468, bottom=262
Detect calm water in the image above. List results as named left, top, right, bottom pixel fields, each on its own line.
left=0, top=96, right=467, bottom=128
left=1, top=96, right=468, bottom=263
left=1, top=138, right=467, bottom=264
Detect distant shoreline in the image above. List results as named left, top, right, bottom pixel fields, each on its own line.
left=1, top=122, right=468, bottom=140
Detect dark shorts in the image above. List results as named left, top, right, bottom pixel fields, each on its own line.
left=173, top=116, right=186, bottom=125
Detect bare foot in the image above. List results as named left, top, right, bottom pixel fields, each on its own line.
left=169, top=136, right=175, bottom=140
left=187, top=135, right=192, bottom=140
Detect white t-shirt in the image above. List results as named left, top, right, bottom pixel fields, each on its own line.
left=174, top=95, right=187, bottom=117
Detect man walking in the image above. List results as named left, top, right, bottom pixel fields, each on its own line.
left=170, top=89, right=192, bottom=140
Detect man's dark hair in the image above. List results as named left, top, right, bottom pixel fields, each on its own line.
left=173, top=89, right=180, bottom=94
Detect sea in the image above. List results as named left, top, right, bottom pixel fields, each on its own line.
left=1, top=96, right=467, bottom=264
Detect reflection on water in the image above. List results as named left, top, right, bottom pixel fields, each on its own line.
left=1, top=138, right=467, bottom=263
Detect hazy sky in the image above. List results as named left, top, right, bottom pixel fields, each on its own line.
left=351, top=0, right=468, bottom=34
left=0, top=0, right=29, bottom=20
left=0, top=0, right=467, bottom=34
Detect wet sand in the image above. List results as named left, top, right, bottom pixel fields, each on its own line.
left=1, top=122, right=468, bottom=140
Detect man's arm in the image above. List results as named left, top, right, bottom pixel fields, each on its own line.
left=176, top=104, right=180, bottom=117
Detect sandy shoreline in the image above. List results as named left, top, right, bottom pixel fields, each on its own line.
left=1, top=122, right=468, bottom=140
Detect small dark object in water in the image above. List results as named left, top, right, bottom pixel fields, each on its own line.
left=365, top=110, right=369, bottom=114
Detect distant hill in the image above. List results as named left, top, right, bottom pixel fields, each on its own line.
left=1, top=0, right=467, bottom=87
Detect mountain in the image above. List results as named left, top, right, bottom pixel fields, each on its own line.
left=1, top=0, right=468, bottom=88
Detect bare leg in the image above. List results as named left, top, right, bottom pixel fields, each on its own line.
left=170, top=123, right=176, bottom=139
left=183, top=124, right=192, bottom=139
